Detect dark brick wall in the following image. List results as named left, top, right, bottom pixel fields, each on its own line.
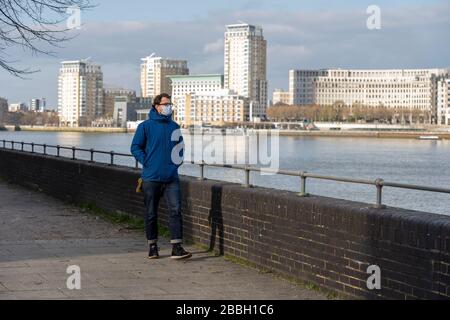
left=1, top=148, right=449, bottom=299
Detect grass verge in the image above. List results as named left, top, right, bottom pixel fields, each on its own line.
left=78, top=202, right=169, bottom=237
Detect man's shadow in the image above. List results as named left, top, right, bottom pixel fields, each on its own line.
left=208, top=184, right=224, bottom=255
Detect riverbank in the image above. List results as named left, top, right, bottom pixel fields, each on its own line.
left=3, top=125, right=450, bottom=140
left=3, top=125, right=127, bottom=133
left=277, top=130, right=450, bottom=139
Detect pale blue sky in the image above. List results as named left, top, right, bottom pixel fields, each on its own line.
left=1, top=0, right=449, bottom=108
left=84, top=0, right=443, bottom=21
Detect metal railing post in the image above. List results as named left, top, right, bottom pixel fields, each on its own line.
left=135, top=159, right=139, bottom=170
left=90, top=149, right=94, bottom=162
left=198, top=161, right=205, bottom=180
left=43, top=144, right=46, bottom=155
left=31, top=143, right=34, bottom=153
left=375, top=178, right=386, bottom=209
left=56, top=145, right=60, bottom=157
left=2, top=140, right=5, bottom=148
left=21, top=141, right=24, bottom=151
left=11, top=141, right=14, bottom=150
left=72, top=147, right=76, bottom=160
left=243, top=166, right=250, bottom=188
left=110, top=151, right=114, bottom=165
left=299, top=171, right=309, bottom=197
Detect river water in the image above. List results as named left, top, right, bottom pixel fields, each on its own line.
left=1, top=130, right=449, bottom=216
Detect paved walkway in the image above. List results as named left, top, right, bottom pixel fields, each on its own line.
left=0, top=179, right=327, bottom=300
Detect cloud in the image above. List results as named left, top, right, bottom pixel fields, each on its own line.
left=203, top=38, right=224, bottom=54
left=269, top=44, right=309, bottom=57
left=1, top=2, right=449, bottom=108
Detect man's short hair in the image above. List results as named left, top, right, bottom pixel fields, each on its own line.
left=153, top=93, right=171, bottom=107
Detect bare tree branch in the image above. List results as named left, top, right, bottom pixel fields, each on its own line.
left=0, top=0, right=94, bottom=76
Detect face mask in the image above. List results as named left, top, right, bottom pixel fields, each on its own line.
left=160, top=104, right=173, bottom=116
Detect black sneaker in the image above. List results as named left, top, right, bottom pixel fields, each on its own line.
left=148, top=244, right=159, bottom=259
left=171, top=244, right=192, bottom=260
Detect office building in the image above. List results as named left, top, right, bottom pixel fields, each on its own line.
left=104, top=87, right=136, bottom=118
left=113, top=96, right=152, bottom=128
left=30, top=98, right=46, bottom=112
left=288, top=69, right=450, bottom=121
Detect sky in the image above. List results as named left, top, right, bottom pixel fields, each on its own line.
left=0, top=0, right=449, bottom=109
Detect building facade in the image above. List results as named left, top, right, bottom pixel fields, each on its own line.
left=289, top=68, right=450, bottom=121
left=272, top=89, right=290, bottom=105
left=224, top=24, right=267, bottom=119
left=168, top=74, right=224, bottom=123
left=8, top=103, right=27, bottom=112
left=58, top=60, right=104, bottom=127
left=30, top=98, right=46, bottom=112
left=140, top=55, right=189, bottom=98
left=437, top=78, right=450, bottom=125
left=103, top=87, right=136, bottom=118
left=113, top=96, right=152, bottom=128
left=184, top=89, right=249, bottom=126
left=0, top=97, right=7, bottom=124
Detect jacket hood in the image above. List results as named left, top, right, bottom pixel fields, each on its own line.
left=149, top=107, right=170, bottom=122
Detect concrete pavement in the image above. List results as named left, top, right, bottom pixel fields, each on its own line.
left=0, top=179, right=327, bottom=300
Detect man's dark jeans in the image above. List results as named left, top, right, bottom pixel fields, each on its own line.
left=142, top=179, right=183, bottom=245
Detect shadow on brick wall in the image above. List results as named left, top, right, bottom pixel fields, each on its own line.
left=208, top=184, right=224, bottom=255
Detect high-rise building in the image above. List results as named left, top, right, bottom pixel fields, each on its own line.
left=437, top=78, right=450, bottom=125
left=140, top=54, right=189, bottom=98
left=168, top=74, right=224, bottom=123
left=103, top=87, right=136, bottom=118
left=289, top=68, right=450, bottom=122
left=30, top=98, right=46, bottom=112
left=224, top=24, right=267, bottom=119
left=58, top=60, right=104, bottom=127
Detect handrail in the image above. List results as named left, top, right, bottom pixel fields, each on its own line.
left=2, top=139, right=450, bottom=209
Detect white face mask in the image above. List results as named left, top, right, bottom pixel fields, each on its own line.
left=160, top=104, right=173, bottom=116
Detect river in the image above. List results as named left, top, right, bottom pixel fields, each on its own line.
left=1, top=130, right=449, bottom=216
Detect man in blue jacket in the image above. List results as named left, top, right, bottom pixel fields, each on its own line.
left=131, top=93, right=191, bottom=260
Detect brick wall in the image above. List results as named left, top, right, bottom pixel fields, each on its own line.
left=0, top=148, right=449, bottom=299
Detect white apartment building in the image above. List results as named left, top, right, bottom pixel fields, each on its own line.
left=168, top=74, right=224, bottom=123
left=289, top=68, right=450, bottom=118
left=224, top=24, right=267, bottom=119
left=437, top=78, right=450, bottom=125
left=184, top=89, right=249, bottom=126
left=58, top=60, right=103, bottom=127
left=272, top=89, right=290, bottom=105
left=140, top=55, right=189, bottom=98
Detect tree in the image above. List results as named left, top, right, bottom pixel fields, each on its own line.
left=0, top=0, right=93, bottom=76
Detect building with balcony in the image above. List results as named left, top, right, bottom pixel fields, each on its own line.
left=58, top=60, right=104, bottom=127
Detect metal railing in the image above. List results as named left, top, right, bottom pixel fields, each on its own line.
left=2, top=139, right=450, bottom=209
